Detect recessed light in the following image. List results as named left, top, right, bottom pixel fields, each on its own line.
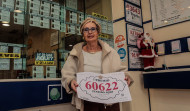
left=14, top=10, right=22, bottom=13
left=2, top=21, right=9, bottom=24
left=69, top=45, right=73, bottom=47
left=164, top=20, right=168, bottom=23
left=2, top=24, right=10, bottom=26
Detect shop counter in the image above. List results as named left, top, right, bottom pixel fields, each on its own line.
left=0, top=78, right=72, bottom=111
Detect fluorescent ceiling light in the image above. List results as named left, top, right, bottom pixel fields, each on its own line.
left=2, top=21, right=9, bottom=24
left=2, top=24, right=10, bottom=26
left=14, top=10, right=22, bottom=13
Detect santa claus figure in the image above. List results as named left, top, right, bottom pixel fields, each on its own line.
left=137, top=32, right=158, bottom=72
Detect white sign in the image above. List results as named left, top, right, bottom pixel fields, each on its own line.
left=150, top=0, right=190, bottom=29
left=129, top=47, right=143, bottom=68
left=127, top=24, right=143, bottom=46
left=77, top=72, right=132, bottom=104
left=125, top=2, right=142, bottom=26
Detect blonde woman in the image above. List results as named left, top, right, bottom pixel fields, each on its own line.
left=61, top=17, right=133, bottom=111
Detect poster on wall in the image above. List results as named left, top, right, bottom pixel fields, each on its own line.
left=128, top=47, right=143, bottom=69
left=157, top=43, right=165, bottom=55
left=0, top=46, right=10, bottom=70
left=125, top=0, right=140, bottom=6
left=150, top=0, right=190, bottom=29
left=126, top=24, right=143, bottom=46
left=46, top=66, right=56, bottom=78
left=171, top=40, right=181, bottom=53
left=35, top=53, right=54, bottom=65
left=32, top=66, right=44, bottom=78
left=115, top=35, right=126, bottom=48
left=117, top=48, right=127, bottom=61
left=125, top=2, right=142, bottom=26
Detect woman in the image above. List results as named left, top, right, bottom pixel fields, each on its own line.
left=61, top=17, right=133, bottom=111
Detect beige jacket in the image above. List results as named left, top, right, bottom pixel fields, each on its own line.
left=61, top=40, right=133, bottom=111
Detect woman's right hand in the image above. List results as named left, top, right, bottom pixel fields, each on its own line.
left=71, top=79, right=78, bottom=92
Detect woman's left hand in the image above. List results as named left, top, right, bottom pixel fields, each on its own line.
left=124, top=75, right=131, bottom=86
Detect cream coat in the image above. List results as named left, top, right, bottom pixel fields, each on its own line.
left=61, top=40, right=133, bottom=111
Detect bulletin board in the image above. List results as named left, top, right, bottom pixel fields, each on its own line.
left=150, top=0, right=190, bottom=29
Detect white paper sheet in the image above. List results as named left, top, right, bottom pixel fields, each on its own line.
left=77, top=72, right=132, bottom=104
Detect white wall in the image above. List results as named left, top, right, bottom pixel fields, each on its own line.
left=142, top=0, right=190, bottom=111
left=112, top=0, right=149, bottom=111
left=112, top=0, right=190, bottom=111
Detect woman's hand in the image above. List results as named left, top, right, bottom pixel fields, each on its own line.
left=71, top=79, right=78, bottom=92
left=124, top=75, right=131, bottom=86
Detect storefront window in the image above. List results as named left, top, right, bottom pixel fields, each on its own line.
left=0, top=0, right=113, bottom=79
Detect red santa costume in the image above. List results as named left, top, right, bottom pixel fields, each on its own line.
left=138, top=32, right=158, bottom=71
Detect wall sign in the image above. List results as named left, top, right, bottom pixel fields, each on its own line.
left=128, top=47, right=143, bottom=69
left=115, top=35, right=126, bottom=48
left=117, top=48, right=126, bottom=60
left=125, top=2, right=142, bottom=26
left=150, top=0, right=190, bottom=29
left=126, top=24, right=143, bottom=46
left=35, top=53, right=54, bottom=65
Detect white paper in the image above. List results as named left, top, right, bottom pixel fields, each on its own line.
left=77, top=72, right=132, bottom=104
left=171, top=40, right=181, bottom=53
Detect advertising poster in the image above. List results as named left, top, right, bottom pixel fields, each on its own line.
left=171, top=40, right=181, bottom=53
left=125, top=2, right=142, bottom=26
left=46, top=66, right=56, bottom=78
left=128, top=47, right=143, bottom=68
left=150, top=0, right=190, bottom=29
left=77, top=72, right=132, bottom=104
left=115, top=35, right=126, bottom=48
left=35, top=53, right=54, bottom=65
left=32, top=66, right=44, bottom=78
left=157, top=43, right=165, bottom=55
left=126, top=24, right=143, bottom=46
left=0, top=46, right=10, bottom=70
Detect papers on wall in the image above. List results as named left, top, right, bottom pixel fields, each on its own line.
left=0, top=46, right=10, bottom=70
left=15, top=0, right=25, bottom=12
left=70, top=12, right=77, bottom=24
left=40, top=17, right=49, bottom=28
left=125, top=2, right=142, bottom=26
left=128, top=47, right=143, bottom=68
left=29, top=0, right=40, bottom=15
left=171, top=40, right=181, bottom=53
left=101, top=20, right=108, bottom=34
left=68, top=25, right=75, bottom=34
left=126, top=24, right=143, bottom=46
left=157, top=43, right=165, bottom=55
left=2, top=0, right=15, bottom=10
left=51, top=4, right=60, bottom=20
left=30, top=15, right=40, bottom=27
left=40, top=1, right=50, bottom=17
left=0, top=10, right=10, bottom=22
left=107, top=21, right=113, bottom=35
left=51, top=19, right=60, bottom=30
left=66, top=0, right=77, bottom=10
left=14, top=13, right=25, bottom=25
left=32, top=66, right=44, bottom=78
left=46, top=66, right=56, bottom=78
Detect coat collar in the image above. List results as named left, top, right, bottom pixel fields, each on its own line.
left=70, top=40, right=112, bottom=58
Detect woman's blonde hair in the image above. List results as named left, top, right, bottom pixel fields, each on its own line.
left=80, top=17, right=101, bottom=35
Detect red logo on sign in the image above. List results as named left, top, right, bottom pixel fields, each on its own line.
left=115, top=35, right=125, bottom=48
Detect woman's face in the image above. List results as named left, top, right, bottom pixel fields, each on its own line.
left=83, top=22, right=99, bottom=43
